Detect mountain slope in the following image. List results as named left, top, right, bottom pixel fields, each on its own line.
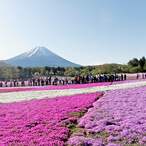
left=5, top=46, right=80, bottom=67
left=0, top=61, right=11, bottom=67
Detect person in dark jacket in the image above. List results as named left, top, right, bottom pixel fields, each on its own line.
left=121, top=74, right=123, bottom=81
left=124, top=74, right=127, bottom=80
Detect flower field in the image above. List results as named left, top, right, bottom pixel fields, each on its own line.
left=0, top=79, right=146, bottom=145
left=0, top=92, right=102, bottom=145
left=0, top=80, right=146, bottom=104
left=68, top=86, right=146, bottom=145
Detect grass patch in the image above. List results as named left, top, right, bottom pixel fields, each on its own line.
left=67, top=110, right=87, bottom=118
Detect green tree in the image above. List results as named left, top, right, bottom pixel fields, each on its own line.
left=0, top=67, right=4, bottom=80
left=51, top=67, right=57, bottom=75
left=129, top=66, right=141, bottom=73
left=128, top=58, right=139, bottom=67
left=10, top=67, right=19, bottom=79
left=45, top=66, right=51, bottom=75
left=17, top=66, right=23, bottom=78
left=118, top=65, right=130, bottom=73
left=139, top=56, right=145, bottom=71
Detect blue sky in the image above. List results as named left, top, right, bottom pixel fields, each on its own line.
left=0, top=0, right=146, bottom=66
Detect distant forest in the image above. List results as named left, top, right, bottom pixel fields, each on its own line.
left=0, top=56, right=146, bottom=81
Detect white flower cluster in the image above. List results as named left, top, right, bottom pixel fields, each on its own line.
left=0, top=81, right=146, bottom=104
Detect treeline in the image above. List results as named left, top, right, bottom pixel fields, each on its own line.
left=127, top=56, right=146, bottom=73
left=0, top=66, right=66, bottom=81
left=0, top=56, right=145, bottom=81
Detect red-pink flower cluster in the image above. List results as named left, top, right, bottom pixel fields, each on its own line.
left=0, top=92, right=102, bottom=145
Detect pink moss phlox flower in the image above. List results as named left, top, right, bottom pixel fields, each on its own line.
left=68, top=136, right=104, bottom=146
left=69, top=86, right=146, bottom=145
left=0, top=92, right=102, bottom=145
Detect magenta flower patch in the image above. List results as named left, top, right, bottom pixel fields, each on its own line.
left=0, top=92, right=102, bottom=145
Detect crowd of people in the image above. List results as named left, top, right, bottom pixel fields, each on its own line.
left=0, top=74, right=129, bottom=87
left=26, top=74, right=124, bottom=86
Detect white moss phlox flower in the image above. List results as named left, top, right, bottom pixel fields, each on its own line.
left=0, top=81, right=146, bottom=104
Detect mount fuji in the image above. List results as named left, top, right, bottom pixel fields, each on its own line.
left=5, top=46, right=80, bottom=67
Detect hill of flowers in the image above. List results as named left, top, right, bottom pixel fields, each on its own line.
left=68, top=86, right=146, bottom=145
left=0, top=92, right=102, bottom=145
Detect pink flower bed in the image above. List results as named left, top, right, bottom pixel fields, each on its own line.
left=0, top=82, right=111, bottom=93
left=0, top=92, right=102, bottom=145
left=68, top=86, right=146, bottom=145
left=126, top=74, right=145, bottom=79
left=112, top=78, right=146, bottom=85
left=127, top=75, right=137, bottom=79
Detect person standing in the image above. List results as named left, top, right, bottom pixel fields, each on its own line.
left=14, top=80, right=17, bottom=87
left=10, top=79, right=13, bottom=87
left=86, top=75, right=89, bottom=83
left=0, top=81, right=2, bottom=87
left=124, top=74, right=127, bottom=80
left=99, top=75, right=102, bottom=82
left=32, top=78, right=35, bottom=86
left=82, top=76, right=85, bottom=84
left=52, top=77, right=55, bottom=85
left=5, top=80, right=8, bottom=87
left=49, top=76, right=51, bottom=85
left=65, top=77, right=68, bottom=84
left=142, top=73, right=144, bottom=79
left=74, top=76, right=77, bottom=84
left=55, top=77, right=58, bottom=85
left=136, top=73, right=139, bottom=79
left=77, top=76, right=80, bottom=84
left=121, top=74, right=123, bottom=81
left=59, top=77, right=61, bottom=85
left=41, top=78, right=44, bottom=86
left=62, top=77, right=65, bottom=85
left=45, top=77, right=48, bottom=85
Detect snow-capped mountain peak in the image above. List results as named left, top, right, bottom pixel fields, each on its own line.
left=5, top=46, right=80, bottom=67
left=24, top=46, right=53, bottom=57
